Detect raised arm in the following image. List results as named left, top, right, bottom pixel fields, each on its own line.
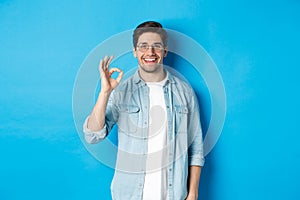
left=87, top=55, right=123, bottom=132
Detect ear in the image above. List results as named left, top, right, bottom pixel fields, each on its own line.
left=163, top=46, right=168, bottom=57
left=133, top=47, right=137, bottom=57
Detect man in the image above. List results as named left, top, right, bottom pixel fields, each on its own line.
left=83, top=21, right=204, bottom=200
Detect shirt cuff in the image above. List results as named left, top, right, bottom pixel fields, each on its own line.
left=189, top=155, right=205, bottom=166
left=83, top=116, right=107, bottom=144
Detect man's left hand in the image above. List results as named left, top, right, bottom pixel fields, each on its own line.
left=185, top=194, right=198, bottom=200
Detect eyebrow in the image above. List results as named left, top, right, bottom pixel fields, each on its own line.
left=138, top=42, right=163, bottom=45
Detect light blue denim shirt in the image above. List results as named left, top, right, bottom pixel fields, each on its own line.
left=84, top=69, right=204, bottom=200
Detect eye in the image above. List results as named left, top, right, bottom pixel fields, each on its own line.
left=137, top=44, right=149, bottom=51
left=140, top=44, right=148, bottom=49
left=153, top=44, right=163, bottom=50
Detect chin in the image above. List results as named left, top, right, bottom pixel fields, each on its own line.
left=140, top=64, right=162, bottom=73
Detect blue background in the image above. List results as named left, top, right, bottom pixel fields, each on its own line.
left=1, top=0, right=299, bottom=199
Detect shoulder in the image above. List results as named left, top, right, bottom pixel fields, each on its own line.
left=169, top=72, right=195, bottom=94
left=114, top=73, right=136, bottom=92
left=110, top=73, right=137, bottom=102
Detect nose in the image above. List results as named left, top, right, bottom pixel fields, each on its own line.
left=146, top=45, right=155, bottom=54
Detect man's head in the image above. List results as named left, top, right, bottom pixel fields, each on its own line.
left=133, top=21, right=168, bottom=74
left=133, top=21, right=168, bottom=49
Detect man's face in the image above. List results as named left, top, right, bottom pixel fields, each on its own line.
left=133, top=32, right=167, bottom=73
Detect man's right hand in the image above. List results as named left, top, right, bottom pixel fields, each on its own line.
left=86, top=55, right=123, bottom=132
left=99, top=55, right=123, bottom=94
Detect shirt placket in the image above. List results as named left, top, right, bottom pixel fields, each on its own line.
left=163, top=83, right=175, bottom=200
left=138, top=83, right=150, bottom=199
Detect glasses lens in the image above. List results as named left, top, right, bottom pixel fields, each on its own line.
left=138, top=44, right=148, bottom=52
left=137, top=44, right=164, bottom=52
left=153, top=44, right=163, bottom=51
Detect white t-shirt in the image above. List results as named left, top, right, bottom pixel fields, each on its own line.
left=142, top=79, right=168, bottom=200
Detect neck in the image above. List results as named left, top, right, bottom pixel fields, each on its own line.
left=138, top=67, right=166, bottom=82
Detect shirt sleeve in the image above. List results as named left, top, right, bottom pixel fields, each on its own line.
left=187, top=89, right=205, bottom=166
left=83, top=116, right=108, bottom=144
left=82, top=91, right=118, bottom=144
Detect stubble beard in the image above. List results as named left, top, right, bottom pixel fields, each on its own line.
left=139, top=63, right=163, bottom=74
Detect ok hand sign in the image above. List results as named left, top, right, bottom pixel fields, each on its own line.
left=99, top=55, right=123, bottom=94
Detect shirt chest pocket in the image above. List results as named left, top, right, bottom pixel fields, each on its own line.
left=118, top=104, right=141, bottom=134
left=174, top=105, right=189, bottom=134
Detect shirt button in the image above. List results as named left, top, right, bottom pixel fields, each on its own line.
left=169, top=184, right=172, bottom=187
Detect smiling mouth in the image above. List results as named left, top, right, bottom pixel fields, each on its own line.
left=143, top=58, right=158, bottom=64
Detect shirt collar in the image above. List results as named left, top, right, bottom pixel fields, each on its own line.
left=133, top=68, right=175, bottom=85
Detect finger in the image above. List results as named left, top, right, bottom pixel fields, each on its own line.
left=115, top=70, right=123, bottom=83
left=108, top=67, right=122, bottom=75
left=106, top=55, right=114, bottom=69
left=98, top=59, right=104, bottom=74
left=101, top=55, right=107, bottom=71
left=103, top=55, right=109, bottom=69
left=109, top=68, right=123, bottom=83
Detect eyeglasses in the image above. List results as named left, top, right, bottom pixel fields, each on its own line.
left=136, top=43, right=164, bottom=52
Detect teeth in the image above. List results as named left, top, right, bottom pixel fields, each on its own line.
left=144, top=58, right=156, bottom=62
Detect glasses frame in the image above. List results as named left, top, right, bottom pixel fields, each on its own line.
left=136, top=43, right=165, bottom=53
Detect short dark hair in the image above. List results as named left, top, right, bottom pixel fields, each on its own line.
left=133, top=21, right=168, bottom=48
